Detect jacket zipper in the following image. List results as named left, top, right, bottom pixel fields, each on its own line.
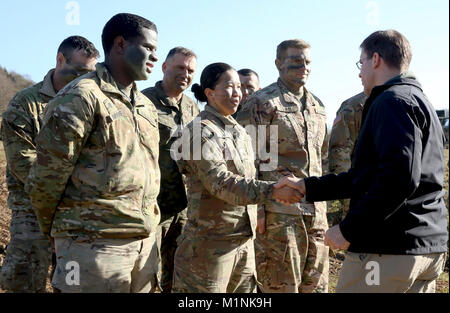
left=132, top=96, right=151, bottom=232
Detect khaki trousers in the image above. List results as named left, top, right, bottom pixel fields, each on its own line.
left=52, top=233, right=160, bottom=293
left=336, top=252, right=446, bottom=293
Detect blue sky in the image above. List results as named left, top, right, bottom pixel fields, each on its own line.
left=1, top=0, right=448, bottom=125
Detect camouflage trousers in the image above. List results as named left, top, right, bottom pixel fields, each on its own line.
left=332, top=199, right=350, bottom=226
left=255, top=211, right=329, bottom=293
left=51, top=233, right=160, bottom=293
left=0, top=210, right=53, bottom=293
left=172, top=235, right=257, bottom=293
left=156, top=209, right=188, bottom=293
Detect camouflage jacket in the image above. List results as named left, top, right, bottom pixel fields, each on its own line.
left=328, top=92, right=367, bottom=174
left=237, top=78, right=328, bottom=216
left=142, top=81, right=199, bottom=220
left=176, top=105, right=274, bottom=240
left=1, top=69, right=56, bottom=213
left=25, top=63, right=161, bottom=238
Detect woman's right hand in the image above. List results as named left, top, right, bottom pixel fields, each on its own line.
left=272, top=183, right=304, bottom=204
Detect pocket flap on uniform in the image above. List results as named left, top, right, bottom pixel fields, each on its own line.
left=276, top=105, right=299, bottom=113
left=137, top=108, right=158, bottom=128
left=157, top=112, right=176, bottom=128
left=314, top=106, right=326, bottom=116
left=103, top=100, right=122, bottom=123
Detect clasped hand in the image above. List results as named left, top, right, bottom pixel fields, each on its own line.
left=269, top=175, right=351, bottom=250
left=257, top=175, right=306, bottom=234
left=271, top=174, right=306, bottom=204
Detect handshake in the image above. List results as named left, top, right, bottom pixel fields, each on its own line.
left=265, top=174, right=351, bottom=251
left=271, top=174, right=306, bottom=204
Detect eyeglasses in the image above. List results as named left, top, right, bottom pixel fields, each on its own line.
left=356, top=57, right=370, bottom=70
left=356, top=53, right=382, bottom=70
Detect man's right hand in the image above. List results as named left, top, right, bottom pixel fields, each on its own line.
left=272, top=184, right=304, bottom=204
left=274, top=175, right=306, bottom=196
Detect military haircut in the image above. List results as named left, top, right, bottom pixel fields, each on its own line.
left=191, top=62, right=234, bottom=102
left=237, top=68, right=259, bottom=79
left=276, top=39, right=310, bottom=61
left=361, top=30, right=412, bottom=71
left=166, top=47, right=197, bottom=61
left=58, top=35, right=99, bottom=60
left=102, top=13, right=157, bottom=55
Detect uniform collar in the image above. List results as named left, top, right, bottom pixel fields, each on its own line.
left=96, top=62, right=138, bottom=101
left=204, top=104, right=239, bottom=127
left=153, top=80, right=182, bottom=107
left=39, top=69, right=57, bottom=98
left=277, top=77, right=315, bottom=107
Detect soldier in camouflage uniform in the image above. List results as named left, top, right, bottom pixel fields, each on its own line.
left=237, top=39, right=329, bottom=293
left=231, top=68, right=261, bottom=119
left=24, top=14, right=161, bottom=293
left=141, top=47, right=199, bottom=293
left=328, top=92, right=367, bottom=225
left=0, top=36, right=98, bottom=293
left=172, top=63, right=303, bottom=293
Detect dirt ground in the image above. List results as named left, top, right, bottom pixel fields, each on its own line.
left=0, top=147, right=448, bottom=293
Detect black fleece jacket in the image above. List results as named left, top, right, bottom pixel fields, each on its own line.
left=305, top=73, right=448, bottom=254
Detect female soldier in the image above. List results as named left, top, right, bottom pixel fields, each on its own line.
left=172, top=63, right=301, bottom=293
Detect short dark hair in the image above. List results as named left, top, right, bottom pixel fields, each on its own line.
left=102, top=13, right=157, bottom=55
left=361, top=30, right=412, bottom=71
left=237, top=68, right=259, bottom=79
left=166, top=47, right=197, bottom=61
left=276, top=39, right=310, bottom=60
left=57, top=36, right=99, bottom=60
left=191, top=62, right=234, bottom=102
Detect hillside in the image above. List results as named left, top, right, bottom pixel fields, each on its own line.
left=0, top=66, right=34, bottom=114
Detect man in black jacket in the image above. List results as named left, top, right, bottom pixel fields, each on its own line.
left=275, top=30, right=448, bottom=293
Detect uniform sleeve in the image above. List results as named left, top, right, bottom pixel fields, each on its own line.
left=328, top=107, right=353, bottom=174
left=347, top=106, right=362, bottom=144
left=25, top=93, right=95, bottom=235
left=1, top=96, right=38, bottom=184
left=236, top=96, right=274, bottom=128
left=321, top=118, right=329, bottom=175
left=177, top=128, right=274, bottom=206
